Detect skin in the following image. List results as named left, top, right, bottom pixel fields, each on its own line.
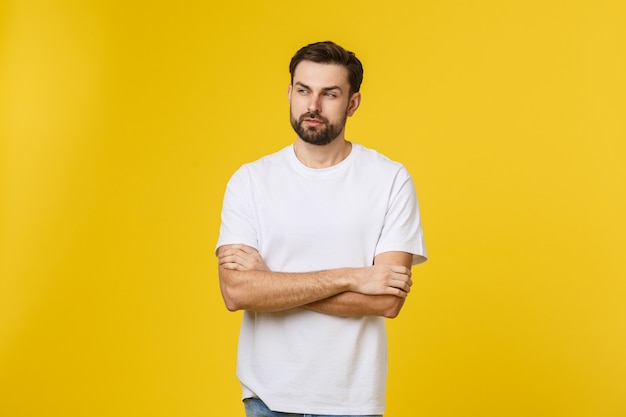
left=218, top=245, right=413, bottom=318
left=217, top=60, right=414, bottom=318
left=287, top=60, right=361, bottom=168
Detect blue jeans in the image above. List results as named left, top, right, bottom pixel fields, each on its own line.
left=243, top=398, right=383, bottom=417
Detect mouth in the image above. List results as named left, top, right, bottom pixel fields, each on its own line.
left=302, top=116, right=325, bottom=127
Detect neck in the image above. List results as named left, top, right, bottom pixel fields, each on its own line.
left=294, top=138, right=352, bottom=169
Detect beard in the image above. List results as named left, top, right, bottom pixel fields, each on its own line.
left=290, top=110, right=347, bottom=146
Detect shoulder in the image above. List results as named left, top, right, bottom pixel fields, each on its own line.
left=240, top=145, right=292, bottom=173
left=352, top=144, right=411, bottom=178
left=229, top=146, right=293, bottom=181
left=353, top=144, right=405, bottom=167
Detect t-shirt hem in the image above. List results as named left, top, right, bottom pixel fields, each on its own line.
left=215, top=239, right=259, bottom=256
left=261, top=398, right=385, bottom=416
left=375, top=246, right=428, bottom=265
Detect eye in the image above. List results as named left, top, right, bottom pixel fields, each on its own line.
left=324, top=92, right=337, bottom=98
left=297, top=89, right=309, bottom=95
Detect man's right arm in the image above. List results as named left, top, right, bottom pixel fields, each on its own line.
left=217, top=244, right=412, bottom=313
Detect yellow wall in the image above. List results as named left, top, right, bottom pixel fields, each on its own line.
left=1, top=1, right=624, bottom=416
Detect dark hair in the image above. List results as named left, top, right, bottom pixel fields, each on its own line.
left=289, top=41, right=364, bottom=95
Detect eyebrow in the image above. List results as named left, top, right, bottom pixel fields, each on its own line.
left=295, top=81, right=343, bottom=93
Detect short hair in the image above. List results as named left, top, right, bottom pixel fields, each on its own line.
left=289, top=41, right=364, bottom=95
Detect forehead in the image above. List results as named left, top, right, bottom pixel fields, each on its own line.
left=292, top=61, right=350, bottom=89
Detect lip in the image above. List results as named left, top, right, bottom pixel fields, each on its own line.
left=303, top=118, right=324, bottom=126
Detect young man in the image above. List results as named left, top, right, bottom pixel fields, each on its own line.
left=216, top=41, right=427, bottom=417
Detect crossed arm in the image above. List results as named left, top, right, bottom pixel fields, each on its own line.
left=217, top=244, right=414, bottom=318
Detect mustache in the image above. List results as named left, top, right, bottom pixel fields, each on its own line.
left=299, top=112, right=329, bottom=124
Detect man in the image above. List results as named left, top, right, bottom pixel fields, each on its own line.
left=216, top=41, right=427, bottom=417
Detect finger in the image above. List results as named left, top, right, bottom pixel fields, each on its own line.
left=391, top=287, right=408, bottom=298
left=220, top=262, right=245, bottom=271
left=399, top=283, right=410, bottom=293
left=218, top=254, right=235, bottom=264
left=219, top=254, right=246, bottom=266
left=390, top=265, right=412, bottom=277
left=389, top=271, right=410, bottom=284
left=219, top=248, right=243, bottom=260
left=219, top=244, right=251, bottom=256
left=232, top=248, right=260, bottom=261
left=391, top=279, right=411, bottom=293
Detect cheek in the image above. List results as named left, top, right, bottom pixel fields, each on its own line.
left=329, top=103, right=349, bottom=120
left=290, top=98, right=306, bottom=113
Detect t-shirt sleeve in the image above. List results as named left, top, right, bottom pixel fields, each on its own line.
left=215, top=165, right=259, bottom=255
left=375, top=168, right=428, bottom=265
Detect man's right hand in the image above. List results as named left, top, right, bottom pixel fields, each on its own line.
left=218, top=244, right=270, bottom=272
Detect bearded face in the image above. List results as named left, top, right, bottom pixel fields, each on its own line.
left=289, top=110, right=348, bottom=146
left=288, top=61, right=359, bottom=146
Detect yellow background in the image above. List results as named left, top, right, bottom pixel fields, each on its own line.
left=1, top=0, right=625, bottom=416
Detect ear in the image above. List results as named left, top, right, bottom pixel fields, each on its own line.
left=347, top=92, right=361, bottom=117
left=287, top=84, right=292, bottom=102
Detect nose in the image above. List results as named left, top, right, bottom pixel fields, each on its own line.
left=307, top=93, right=321, bottom=113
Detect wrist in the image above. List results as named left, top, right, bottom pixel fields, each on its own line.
left=340, top=267, right=362, bottom=293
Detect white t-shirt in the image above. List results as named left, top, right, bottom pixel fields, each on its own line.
left=216, top=143, right=427, bottom=415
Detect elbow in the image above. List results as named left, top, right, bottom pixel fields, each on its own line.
left=383, top=307, right=401, bottom=319
left=219, top=273, right=244, bottom=312
left=382, top=297, right=406, bottom=319
left=224, top=300, right=241, bottom=312
left=222, top=292, right=240, bottom=312
left=221, top=285, right=244, bottom=312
